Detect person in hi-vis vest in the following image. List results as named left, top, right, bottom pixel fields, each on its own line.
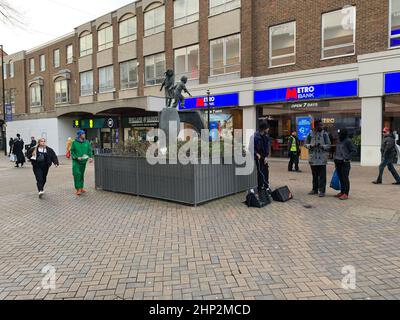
left=288, top=131, right=301, bottom=172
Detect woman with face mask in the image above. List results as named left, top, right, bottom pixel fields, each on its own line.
left=334, top=129, right=357, bottom=200
left=27, top=138, right=59, bottom=198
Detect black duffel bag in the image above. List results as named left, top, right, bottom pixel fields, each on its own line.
left=271, top=186, right=293, bottom=202
left=245, top=188, right=271, bottom=208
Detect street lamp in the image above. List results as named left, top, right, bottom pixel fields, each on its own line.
left=1, top=44, right=6, bottom=156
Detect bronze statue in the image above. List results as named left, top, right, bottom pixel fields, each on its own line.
left=171, top=75, right=192, bottom=109
left=160, top=69, right=175, bottom=107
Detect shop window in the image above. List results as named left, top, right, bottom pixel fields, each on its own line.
left=119, top=16, right=137, bottom=44
left=98, top=24, right=113, bottom=51
left=80, top=32, right=93, bottom=57
left=29, top=58, right=35, bottom=74
left=390, top=0, right=400, bottom=48
left=66, top=45, right=73, bottom=64
left=55, top=78, right=69, bottom=104
left=9, top=61, right=14, bottom=78
left=53, top=49, right=60, bottom=68
left=145, top=53, right=165, bottom=86
left=322, top=6, right=356, bottom=59
left=210, top=34, right=240, bottom=76
left=30, top=83, right=42, bottom=107
left=80, top=70, right=93, bottom=96
left=120, top=60, right=138, bottom=89
left=99, top=65, right=114, bottom=93
left=269, top=21, right=296, bottom=68
left=144, top=4, right=165, bottom=37
left=174, top=0, right=199, bottom=27
left=174, top=45, right=199, bottom=81
left=40, top=54, right=46, bottom=72
left=209, top=0, right=240, bottom=17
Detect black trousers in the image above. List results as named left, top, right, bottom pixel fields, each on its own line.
left=377, top=158, right=400, bottom=183
left=256, top=159, right=269, bottom=190
left=288, top=151, right=300, bottom=171
left=33, top=165, right=50, bottom=192
left=335, top=161, right=351, bottom=195
left=311, top=165, right=327, bottom=193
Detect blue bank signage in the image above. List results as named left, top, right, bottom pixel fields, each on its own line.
left=297, top=117, right=312, bottom=141
left=254, top=80, right=358, bottom=104
left=178, top=92, right=239, bottom=110
left=385, top=72, right=400, bottom=95
left=5, top=103, right=12, bottom=122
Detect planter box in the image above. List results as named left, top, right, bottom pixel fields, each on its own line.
left=94, top=154, right=257, bottom=206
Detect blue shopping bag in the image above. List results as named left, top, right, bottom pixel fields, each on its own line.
left=330, top=169, right=341, bottom=191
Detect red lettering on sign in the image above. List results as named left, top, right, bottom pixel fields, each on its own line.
left=195, top=98, right=205, bottom=107
left=285, top=88, right=298, bottom=100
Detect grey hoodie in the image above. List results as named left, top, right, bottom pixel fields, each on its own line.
left=305, top=130, right=331, bottom=166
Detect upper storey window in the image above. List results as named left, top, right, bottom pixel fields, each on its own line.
left=269, top=21, right=296, bottom=68
left=174, top=0, right=199, bottom=27
left=98, top=24, right=113, bottom=51
left=209, top=0, right=240, bottom=17
left=80, top=32, right=93, bottom=57
left=144, top=3, right=165, bottom=37
left=119, top=15, right=137, bottom=44
left=390, top=0, right=400, bottom=48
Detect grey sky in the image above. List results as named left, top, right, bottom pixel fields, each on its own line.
left=1, top=0, right=134, bottom=54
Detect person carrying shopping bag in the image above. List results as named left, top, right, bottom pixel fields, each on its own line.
left=70, top=130, right=93, bottom=195
left=26, top=138, right=59, bottom=198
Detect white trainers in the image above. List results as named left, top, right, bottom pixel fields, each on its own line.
left=38, top=191, right=44, bottom=199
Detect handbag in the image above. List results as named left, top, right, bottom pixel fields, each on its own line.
left=330, top=169, right=341, bottom=191
left=9, top=154, right=16, bottom=162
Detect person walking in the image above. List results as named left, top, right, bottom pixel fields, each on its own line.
left=372, top=127, right=400, bottom=185
left=8, top=137, right=14, bottom=156
left=12, top=134, right=26, bottom=168
left=26, top=138, right=59, bottom=198
left=254, top=121, right=270, bottom=192
left=305, top=120, right=331, bottom=197
left=70, top=130, right=93, bottom=195
left=334, top=129, right=357, bottom=200
left=288, top=131, right=301, bottom=172
left=29, top=136, right=37, bottom=149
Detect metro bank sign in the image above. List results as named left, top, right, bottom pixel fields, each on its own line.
left=178, top=92, right=239, bottom=110
left=254, top=80, right=358, bottom=104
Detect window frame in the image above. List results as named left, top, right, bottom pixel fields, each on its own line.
left=66, top=44, right=73, bottom=64
left=53, top=49, right=60, bottom=68
left=174, top=44, right=200, bottom=81
left=144, top=5, right=165, bottom=37
left=210, top=34, right=241, bottom=76
left=2, top=63, right=6, bottom=79
left=98, top=24, right=114, bottom=51
left=120, top=59, right=138, bottom=90
left=145, top=53, right=166, bottom=86
left=209, top=0, right=241, bottom=17
left=39, top=54, right=46, bottom=72
left=29, top=58, right=35, bottom=75
left=54, top=78, right=70, bottom=104
left=80, top=70, right=94, bottom=96
left=389, top=0, right=400, bottom=49
left=30, top=83, right=42, bottom=107
left=119, top=16, right=137, bottom=44
left=174, top=0, right=199, bottom=27
left=9, top=61, right=14, bottom=78
left=269, top=21, right=296, bottom=68
left=80, top=33, right=93, bottom=57
left=98, top=65, right=114, bottom=93
left=321, top=6, right=356, bottom=60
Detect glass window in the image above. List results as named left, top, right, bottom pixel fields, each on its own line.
left=322, top=6, right=356, bottom=59
left=119, top=16, right=136, bottom=44
left=30, top=84, right=41, bottom=106
left=39, top=54, right=46, bottom=72
left=209, top=0, right=240, bottom=16
left=53, top=49, right=60, bottom=68
left=98, top=25, right=113, bottom=51
left=55, top=79, right=69, bottom=104
left=99, top=65, right=114, bottom=93
left=390, top=0, right=400, bottom=48
left=174, top=0, right=199, bottom=27
left=9, top=61, right=14, bottom=78
left=269, top=21, right=296, bottom=67
left=210, top=34, right=240, bottom=76
left=2, top=63, right=6, bottom=79
left=5, top=88, right=16, bottom=105
left=80, top=33, right=93, bottom=57
left=174, top=45, right=199, bottom=80
left=145, top=53, right=165, bottom=85
left=29, top=58, right=35, bottom=74
left=120, top=60, right=138, bottom=89
left=80, top=70, right=93, bottom=96
left=144, top=5, right=165, bottom=37
left=66, top=45, right=73, bottom=64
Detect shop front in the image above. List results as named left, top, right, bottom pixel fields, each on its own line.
left=122, top=115, right=159, bottom=143
left=254, top=80, right=361, bottom=160
left=178, top=92, right=243, bottom=141
left=384, top=72, right=400, bottom=134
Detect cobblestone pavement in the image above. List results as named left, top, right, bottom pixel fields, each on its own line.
left=0, top=155, right=400, bottom=300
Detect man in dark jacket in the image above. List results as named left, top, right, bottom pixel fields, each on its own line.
left=373, top=127, right=400, bottom=185
left=8, top=138, right=14, bottom=156
left=254, top=121, right=270, bottom=191
left=12, top=134, right=26, bottom=168
left=288, top=131, right=301, bottom=172
left=30, top=136, right=37, bottom=149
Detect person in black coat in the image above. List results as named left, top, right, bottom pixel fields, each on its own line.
left=27, top=138, right=59, bottom=198
left=30, top=136, right=37, bottom=149
left=13, top=134, right=26, bottom=167
left=254, top=121, right=270, bottom=191
left=8, top=138, right=14, bottom=156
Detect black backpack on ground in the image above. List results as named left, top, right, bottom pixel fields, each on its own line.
left=245, top=188, right=271, bottom=208
left=271, top=186, right=293, bottom=202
